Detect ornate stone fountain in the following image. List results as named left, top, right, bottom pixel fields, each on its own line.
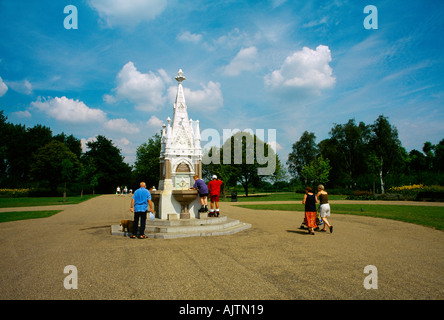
left=111, top=69, right=251, bottom=238
left=156, top=69, right=202, bottom=220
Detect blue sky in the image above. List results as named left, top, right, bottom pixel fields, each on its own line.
left=0, top=0, right=443, bottom=165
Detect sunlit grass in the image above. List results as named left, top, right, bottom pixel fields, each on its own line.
left=0, top=194, right=100, bottom=208
left=236, top=203, right=444, bottom=230
left=0, top=210, right=62, bottom=223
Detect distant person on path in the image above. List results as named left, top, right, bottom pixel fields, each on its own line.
left=190, top=175, right=209, bottom=213
left=116, top=186, right=121, bottom=195
left=130, top=182, right=154, bottom=239
left=302, top=186, right=317, bottom=235
left=208, top=175, right=223, bottom=217
left=316, top=184, right=333, bottom=233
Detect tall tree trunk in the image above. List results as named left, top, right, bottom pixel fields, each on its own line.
left=379, top=157, right=384, bottom=194
left=243, top=184, right=249, bottom=197
left=379, top=169, right=384, bottom=194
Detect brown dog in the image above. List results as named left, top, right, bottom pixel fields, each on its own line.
left=120, top=220, right=133, bottom=233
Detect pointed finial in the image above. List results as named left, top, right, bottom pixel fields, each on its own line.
left=175, top=69, right=186, bottom=83
left=161, top=123, right=166, bottom=136
left=194, top=120, right=201, bottom=141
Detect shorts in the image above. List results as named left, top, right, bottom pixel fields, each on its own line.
left=319, top=203, right=330, bottom=217
left=199, top=193, right=208, bottom=198
left=210, top=194, right=220, bottom=202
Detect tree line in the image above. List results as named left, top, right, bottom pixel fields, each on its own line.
left=0, top=110, right=132, bottom=195
left=1, top=109, right=285, bottom=197
left=132, top=131, right=287, bottom=197
left=286, top=115, right=444, bottom=193
left=1, top=110, right=442, bottom=196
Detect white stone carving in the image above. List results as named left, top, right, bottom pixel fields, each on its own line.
left=157, top=69, right=203, bottom=219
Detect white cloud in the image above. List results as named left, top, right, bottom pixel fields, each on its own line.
left=114, top=137, right=136, bottom=165
left=185, top=82, right=224, bottom=111
left=168, top=81, right=224, bottom=111
left=157, top=68, right=173, bottom=85
left=270, top=0, right=287, bottom=8
left=7, top=79, right=33, bottom=95
left=106, top=62, right=167, bottom=111
left=0, top=76, right=8, bottom=97
left=103, top=94, right=116, bottom=104
left=12, top=110, right=32, bottom=118
left=205, top=28, right=259, bottom=51
left=87, top=0, right=167, bottom=28
left=81, top=137, right=97, bottom=153
left=302, top=17, right=328, bottom=28
left=31, top=96, right=107, bottom=123
left=177, top=31, right=202, bottom=43
left=107, top=64, right=223, bottom=113
left=223, top=46, right=258, bottom=76
left=118, top=137, right=131, bottom=146
left=105, top=118, right=140, bottom=134
left=268, top=141, right=283, bottom=152
left=265, top=45, right=336, bottom=94
left=147, top=115, right=163, bottom=128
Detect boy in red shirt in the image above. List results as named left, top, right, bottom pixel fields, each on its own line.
left=208, top=175, right=223, bottom=217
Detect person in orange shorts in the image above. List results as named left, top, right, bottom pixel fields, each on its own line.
left=302, top=186, right=317, bottom=235
left=208, top=175, right=223, bottom=217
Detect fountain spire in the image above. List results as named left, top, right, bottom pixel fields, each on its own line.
left=175, top=69, right=186, bottom=83
left=156, top=68, right=204, bottom=219
left=172, top=69, right=188, bottom=122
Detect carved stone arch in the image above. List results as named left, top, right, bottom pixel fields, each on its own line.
left=176, top=162, right=191, bottom=173
left=171, top=158, right=194, bottom=174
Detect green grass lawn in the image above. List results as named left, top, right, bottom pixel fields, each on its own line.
left=236, top=203, right=444, bottom=231
left=221, top=192, right=347, bottom=202
left=0, top=210, right=62, bottom=223
left=0, top=194, right=100, bottom=208
left=0, top=195, right=100, bottom=223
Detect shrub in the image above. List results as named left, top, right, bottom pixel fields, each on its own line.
left=376, top=193, right=403, bottom=201
left=0, top=189, right=30, bottom=198
left=327, top=188, right=353, bottom=195
left=387, top=185, right=444, bottom=202
left=416, top=190, right=444, bottom=202
left=345, top=190, right=376, bottom=200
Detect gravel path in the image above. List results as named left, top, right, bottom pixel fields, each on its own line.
left=0, top=195, right=443, bottom=300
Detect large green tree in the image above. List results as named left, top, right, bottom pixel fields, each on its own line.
left=133, top=133, right=161, bottom=189
left=81, top=135, right=132, bottom=193
left=53, top=132, right=82, bottom=159
left=1, top=121, right=52, bottom=187
left=433, top=139, right=444, bottom=174
left=300, top=155, right=331, bottom=188
left=369, top=115, right=404, bottom=193
left=205, top=131, right=283, bottom=196
left=287, top=131, right=318, bottom=183
left=327, top=119, right=370, bottom=188
left=78, top=157, right=100, bottom=195
left=29, top=140, right=80, bottom=193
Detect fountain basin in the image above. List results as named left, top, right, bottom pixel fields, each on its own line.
left=172, top=189, right=198, bottom=219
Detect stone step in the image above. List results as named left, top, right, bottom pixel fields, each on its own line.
left=146, top=217, right=238, bottom=234
left=150, top=222, right=252, bottom=239
left=110, top=216, right=251, bottom=239
left=147, top=215, right=228, bottom=227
